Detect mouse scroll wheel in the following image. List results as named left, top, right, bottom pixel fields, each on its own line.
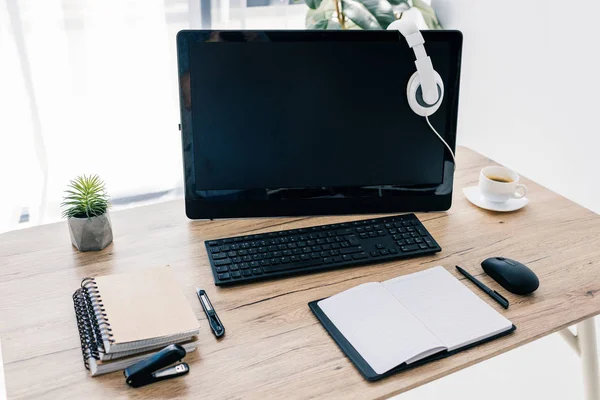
left=496, top=257, right=505, bottom=261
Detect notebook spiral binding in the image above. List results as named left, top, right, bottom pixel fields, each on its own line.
left=72, top=277, right=115, bottom=369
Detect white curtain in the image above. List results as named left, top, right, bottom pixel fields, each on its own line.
left=0, top=0, right=188, bottom=232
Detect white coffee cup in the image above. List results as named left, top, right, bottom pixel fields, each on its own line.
left=479, top=166, right=527, bottom=203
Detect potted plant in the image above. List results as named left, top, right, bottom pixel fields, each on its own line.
left=62, top=174, right=113, bottom=252
left=305, top=0, right=441, bottom=30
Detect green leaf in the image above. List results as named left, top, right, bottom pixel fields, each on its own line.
left=306, top=0, right=335, bottom=28
left=61, top=174, right=110, bottom=219
left=412, top=0, right=443, bottom=29
left=305, top=0, right=323, bottom=10
left=355, top=0, right=396, bottom=29
left=341, top=0, right=382, bottom=29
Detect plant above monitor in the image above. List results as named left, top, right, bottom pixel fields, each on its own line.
left=305, top=0, right=442, bottom=30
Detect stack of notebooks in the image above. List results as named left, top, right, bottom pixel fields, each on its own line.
left=72, top=267, right=200, bottom=376
left=310, top=266, right=516, bottom=381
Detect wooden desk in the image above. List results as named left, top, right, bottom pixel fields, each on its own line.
left=1, top=147, right=600, bottom=399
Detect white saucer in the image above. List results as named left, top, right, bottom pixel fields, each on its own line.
left=463, top=186, right=529, bottom=212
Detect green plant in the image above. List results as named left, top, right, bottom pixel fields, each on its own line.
left=306, top=0, right=441, bottom=30
left=61, top=175, right=110, bottom=219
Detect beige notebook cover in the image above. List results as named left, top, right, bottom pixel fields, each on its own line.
left=94, top=266, right=200, bottom=353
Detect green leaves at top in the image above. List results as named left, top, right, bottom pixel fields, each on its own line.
left=306, top=0, right=337, bottom=29
left=341, top=0, right=396, bottom=30
left=412, top=0, right=443, bottom=29
left=305, top=0, right=323, bottom=10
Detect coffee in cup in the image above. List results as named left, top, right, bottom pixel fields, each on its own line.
left=479, top=166, right=527, bottom=203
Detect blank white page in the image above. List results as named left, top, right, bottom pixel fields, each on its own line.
left=318, top=282, right=444, bottom=375
left=383, top=266, right=512, bottom=351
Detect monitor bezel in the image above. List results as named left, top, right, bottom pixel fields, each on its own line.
left=176, top=30, right=462, bottom=219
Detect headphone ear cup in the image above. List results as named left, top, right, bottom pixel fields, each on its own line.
left=406, top=71, right=444, bottom=117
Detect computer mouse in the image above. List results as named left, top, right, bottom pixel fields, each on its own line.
left=481, top=257, right=539, bottom=295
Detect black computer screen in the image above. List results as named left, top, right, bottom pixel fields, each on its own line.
left=177, top=30, right=462, bottom=218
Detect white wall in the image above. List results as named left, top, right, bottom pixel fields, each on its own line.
left=434, top=0, right=600, bottom=213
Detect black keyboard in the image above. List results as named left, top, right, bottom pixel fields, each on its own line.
left=205, top=214, right=441, bottom=286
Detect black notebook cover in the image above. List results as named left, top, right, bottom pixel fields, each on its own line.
left=309, top=299, right=516, bottom=382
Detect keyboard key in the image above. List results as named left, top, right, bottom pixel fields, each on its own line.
left=415, top=238, right=423, bottom=243
left=227, top=250, right=237, bottom=257
left=370, top=251, right=379, bottom=257
left=359, top=233, right=368, bottom=239
left=283, top=250, right=292, bottom=256
left=231, top=271, right=241, bottom=278
left=348, top=236, right=360, bottom=246
left=209, top=246, right=220, bottom=253
left=368, top=232, right=377, bottom=237
left=376, top=244, right=384, bottom=249
left=291, top=256, right=300, bottom=262
left=271, top=258, right=280, bottom=265
left=342, top=255, right=352, bottom=261
left=238, top=249, right=248, bottom=256
left=293, top=248, right=303, bottom=255
left=380, top=249, right=389, bottom=255
left=220, top=245, right=230, bottom=251
left=401, top=244, right=419, bottom=252
left=250, top=261, right=260, bottom=268
left=396, top=240, right=405, bottom=246
left=242, top=270, right=252, bottom=277
left=352, top=252, right=368, bottom=260
left=405, top=238, right=415, bottom=244
left=340, top=246, right=363, bottom=255
left=419, top=244, right=428, bottom=250
left=389, top=228, right=397, bottom=234
left=232, top=257, right=242, bottom=263
left=301, top=254, right=310, bottom=260
left=323, top=257, right=333, bottom=264
left=214, top=259, right=231, bottom=266
left=242, top=255, right=252, bottom=262
left=240, top=262, right=250, bottom=269
left=212, top=253, right=227, bottom=260
left=252, top=268, right=263, bottom=275
left=333, top=256, right=343, bottom=263
left=218, top=273, right=231, bottom=280
left=216, top=266, right=229, bottom=273
left=263, top=258, right=323, bottom=273
left=281, top=257, right=290, bottom=263
left=230, top=264, right=239, bottom=271
left=337, top=229, right=353, bottom=236
left=390, top=248, right=398, bottom=254
left=260, top=260, right=271, bottom=266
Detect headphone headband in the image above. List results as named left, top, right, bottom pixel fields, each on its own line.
left=387, top=19, right=439, bottom=106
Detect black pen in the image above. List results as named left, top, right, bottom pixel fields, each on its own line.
left=196, top=289, right=225, bottom=338
left=455, top=266, right=509, bottom=309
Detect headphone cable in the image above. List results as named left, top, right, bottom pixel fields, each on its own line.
left=425, top=115, right=456, bottom=168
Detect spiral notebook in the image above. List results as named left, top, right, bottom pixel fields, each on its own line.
left=310, top=266, right=516, bottom=381
left=72, top=267, right=200, bottom=370
left=89, top=338, right=198, bottom=376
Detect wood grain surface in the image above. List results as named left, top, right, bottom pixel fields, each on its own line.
left=1, top=147, right=599, bottom=399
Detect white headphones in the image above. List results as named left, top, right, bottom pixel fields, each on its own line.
left=387, top=19, right=444, bottom=117
left=388, top=19, right=456, bottom=165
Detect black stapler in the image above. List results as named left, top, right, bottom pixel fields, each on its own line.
left=124, top=344, right=190, bottom=388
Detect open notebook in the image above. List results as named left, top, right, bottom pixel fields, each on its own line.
left=310, top=266, right=515, bottom=380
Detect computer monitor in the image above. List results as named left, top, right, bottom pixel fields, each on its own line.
left=177, top=30, right=462, bottom=219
